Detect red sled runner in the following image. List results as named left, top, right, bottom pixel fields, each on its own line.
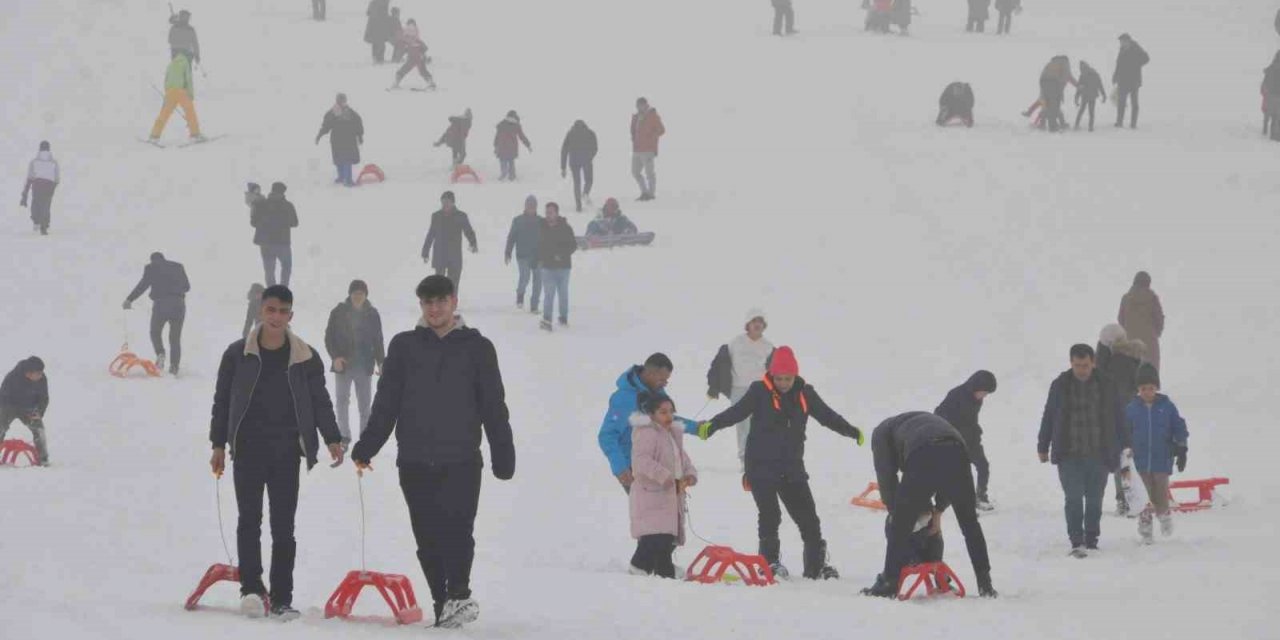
left=324, top=570, right=425, bottom=625
left=450, top=164, right=482, bottom=184
left=0, top=440, right=39, bottom=466
left=184, top=563, right=244, bottom=612
left=576, top=232, right=656, bottom=251
left=685, top=546, right=776, bottom=586
left=898, top=562, right=966, bottom=601
left=1168, top=477, right=1230, bottom=513
left=357, top=164, right=385, bottom=185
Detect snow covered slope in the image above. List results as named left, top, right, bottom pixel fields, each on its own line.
left=2, top=0, right=1278, bottom=637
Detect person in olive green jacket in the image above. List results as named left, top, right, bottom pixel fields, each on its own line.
left=149, top=50, right=203, bottom=141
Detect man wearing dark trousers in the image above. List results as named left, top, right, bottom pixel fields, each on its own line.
left=560, top=120, right=598, bottom=212
left=422, top=191, right=478, bottom=291
left=934, top=370, right=997, bottom=510
left=209, top=285, right=345, bottom=621
left=1113, top=33, right=1150, bottom=129
left=861, top=412, right=996, bottom=598
left=123, top=252, right=190, bottom=375
left=352, top=275, right=515, bottom=630
left=0, top=357, right=50, bottom=466
left=324, top=279, right=385, bottom=446
left=251, top=182, right=299, bottom=287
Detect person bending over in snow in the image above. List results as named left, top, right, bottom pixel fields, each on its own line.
left=494, top=110, right=532, bottom=182
left=933, top=370, right=997, bottom=510
left=704, top=309, right=774, bottom=481
left=861, top=412, right=996, bottom=598
left=1125, top=365, right=1188, bottom=544
left=123, top=251, right=190, bottom=376
left=936, top=82, right=975, bottom=127
left=629, top=395, right=698, bottom=577
left=697, top=346, right=864, bottom=580
left=0, top=357, right=51, bottom=466
left=392, top=19, right=435, bottom=89
left=435, top=108, right=473, bottom=167
left=585, top=198, right=639, bottom=237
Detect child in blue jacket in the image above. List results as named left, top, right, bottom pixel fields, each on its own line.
left=1124, top=365, right=1189, bottom=543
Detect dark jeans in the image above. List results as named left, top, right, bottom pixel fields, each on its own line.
left=434, top=260, right=463, bottom=292
left=28, top=180, right=55, bottom=230
left=450, top=144, right=467, bottom=167
left=400, top=461, right=483, bottom=606
left=312, top=0, right=326, bottom=20
left=1057, top=456, right=1108, bottom=547
left=1075, top=98, right=1098, bottom=130
left=749, top=471, right=823, bottom=562
left=1116, top=86, right=1140, bottom=127
left=516, top=258, right=542, bottom=308
left=969, top=441, right=990, bottom=499
left=372, top=41, right=387, bottom=63
left=569, top=161, right=593, bottom=211
left=259, top=244, right=292, bottom=287
left=631, top=534, right=676, bottom=578
left=996, top=10, right=1012, bottom=34
left=882, top=442, right=989, bottom=582
left=150, top=298, right=186, bottom=369
left=0, top=409, right=49, bottom=464
left=234, top=441, right=302, bottom=606
left=772, top=1, right=794, bottom=34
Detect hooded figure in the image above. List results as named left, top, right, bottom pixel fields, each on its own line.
left=933, top=370, right=997, bottom=507
left=0, top=356, right=51, bottom=465
left=936, top=82, right=975, bottom=127
left=1118, top=271, right=1164, bottom=370
left=494, top=111, right=532, bottom=181
left=20, top=141, right=59, bottom=235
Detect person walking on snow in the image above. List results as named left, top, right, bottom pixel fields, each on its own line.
left=1118, top=270, right=1164, bottom=371
left=1125, top=365, right=1188, bottom=544
left=352, top=275, right=515, bottom=629
left=630, top=97, right=665, bottom=201
left=422, top=191, right=478, bottom=290
left=315, top=93, right=364, bottom=187
left=389, top=8, right=404, bottom=61
left=20, top=141, right=59, bottom=236
left=392, top=19, right=435, bottom=89
left=599, top=353, right=701, bottom=493
left=994, top=0, right=1020, bottom=35
left=537, top=202, right=576, bottom=331
left=771, top=0, right=796, bottom=36
left=860, top=412, right=996, bottom=598
left=209, top=285, right=345, bottom=621
left=1074, top=61, right=1107, bottom=131
left=494, top=111, right=532, bottom=182
left=168, top=9, right=200, bottom=62
left=629, top=396, right=698, bottom=577
left=324, top=280, right=385, bottom=447
left=705, top=310, right=775, bottom=479
left=123, top=252, right=190, bottom=376
left=364, top=0, right=393, bottom=63
left=312, top=0, right=326, bottom=21
left=250, top=182, right=298, bottom=287
left=1028, top=55, right=1075, bottom=132
left=560, top=120, right=598, bottom=212
left=149, top=50, right=203, bottom=143
left=1261, top=52, right=1280, bottom=139
left=966, top=0, right=990, bottom=32
left=243, top=283, right=265, bottom=340
left=0, top=357, right=51, bottom=466
left=1113, top=33, right=1150, bottom=128
left=1096, top=323, right=1146, bottom=516
left=696, top=346, right=864, bottom=580
left=435, top=108, right=472, bottom=167
left=933, top=370, right=998, bottom=510
left=504, top=195, right=543, bottom=312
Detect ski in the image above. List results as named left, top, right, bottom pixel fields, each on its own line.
left=176, top=134, right=226, bottom=148
left=138, top=138, right=166, bottom=148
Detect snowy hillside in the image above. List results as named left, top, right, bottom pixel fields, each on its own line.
left=2, top=0, right=1279, bottom=637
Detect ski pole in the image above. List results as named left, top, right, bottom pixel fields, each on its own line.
left=215, top=475, right=235, bottom=565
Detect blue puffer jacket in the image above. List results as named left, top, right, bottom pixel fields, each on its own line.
left=1125, top=394, right=1188, bottom=474
left=597, top=365, right=698, bottom=476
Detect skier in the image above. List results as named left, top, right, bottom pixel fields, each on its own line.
left=585, top=198, right=638, bottom=237
left=1113, top=33, right=1150, bottom=128
left=504, top=195, right=543, bottom=312
left=696, top=347, right=864, bottom=580
left=966, top=0, right=990, bottom=32
left=352, top=275, right=515, bottom=629
left=364, top=0, right=393, bottom=63
left=1074, top=61, right=1107, bottom=131
left=994, top=0, right=1019, bottom=34
left=1124, top=365, right=1188, bottom=544
left=421, top=191, right=478, bottom=290
left=389, top=7, right=404, bottom=61
left=1117, top=270, right=1165, bottom=370
left=392, top=19, right=435, bottom=89
left=630, top=97, right=665, bottom=201
left=243, top=283, right=265, bottom=340
left=629, top=396, right=698, bottom=577
left=538, top=202, right=576, bottom=331
left=434, top=108, right=472, bottom=167
left=0, top=357, right=50, bottom=466
left=312, top=0, right=326, bottom=21
left=598, top=353, right=700, bottom=494
left=122, top=252, right=191, bottom=376
left=250, top=182, right=298, bottom=287
left=933, top=370, right=997, bottom=510
left=1038, top=344, right=1128, bottom=558
left=209, top=285, right=346, bottom=620
left=704, top=310, right=774, bottom=481
left=560, top=120, right=598, bottom=212
left=19, top=141, right=59, bottom=236
left=315, top=93, right=364, bottom=187
left=771, top=0, right=796, bottom=36
left=494, top=110, right=532, bottom=182
left=1260, top=52, right=1280, bottom=139
left=324, top=280, right=385, bottom=447
left=148, top=50, right=203, bottom=143
left=936, top=82, right=975, bottom=127
left=168, top=9, right=200, bottom=62
left=860, top=412, right=997, bottom=598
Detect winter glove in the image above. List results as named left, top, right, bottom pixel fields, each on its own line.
left=697, top=421, right=713, bottom=441
left=851, top=426, right=865, bottom=446
left=19, top=197, right=27, bottom=208
left=1174, top=446, right=1187, bottom=473
left=122, top=300, right=132, bottom=310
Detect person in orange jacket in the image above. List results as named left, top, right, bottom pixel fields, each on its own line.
left=630, top=97, right=665, bottom=201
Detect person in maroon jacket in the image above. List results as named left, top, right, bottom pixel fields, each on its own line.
left=494, top=110, right=532, bottom=181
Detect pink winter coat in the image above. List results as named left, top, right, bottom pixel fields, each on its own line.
left=629, top=413, right=697, bottom=544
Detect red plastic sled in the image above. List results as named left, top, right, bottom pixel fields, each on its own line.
left=450, top=164, right=482, bottom=184
left=851, top=482, right=887, bottom=511
left=0, top=440, right=38, bottom=466
left=897, top=562, right=966, bottom=601
left=324, top=570, right=425, bottom=625
left=109, top=345, right=162, bottom=378
left=357, top=164, right=385, bottom=185
left=184, top=563, right=243, bottom=611
left=1168, top=477, right=1229, bottom=513
left=685, top=545, right=775, bottom=586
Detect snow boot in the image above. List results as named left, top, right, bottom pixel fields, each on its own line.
left=976, top=571, right=998, bottom=598
left=155, top=352, right=166, bottom=370
left=861, top=573, right=896, bottom=598
left=759, top=538, right=787, bottom=579
left=437, top=598, right=479, bottom=629
left=240, top=593, right=267, bottom=618
left=1158, top=512, right=1174, bottom=537
left=269, top=603, right=300, bottom=621
left=1069, top=545, right=1088, bottom=558
left=1138, top=509, right=1154, bottom=544
left=802, top=540, right=838, bottom=580
left=540, top=319, right=553, bottom=332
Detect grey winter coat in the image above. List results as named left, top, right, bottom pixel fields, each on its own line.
left=871, top=412, right=967, bottom=511
left=317, top=107, right=364, bottom=165
left=422, top=208, right=478, bottom=269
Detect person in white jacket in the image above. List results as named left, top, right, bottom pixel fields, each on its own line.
left=20, top=141, right=60, bottom=236
left=706, top=309, right=775, bottom=484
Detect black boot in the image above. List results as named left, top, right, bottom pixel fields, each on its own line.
left=760, top=537, right=788, bottom=579
left=976, top=571, right=998, bottom=598
left=802, top=540, right=838, bottom=580
left=861, top=573, right=897, bottom=598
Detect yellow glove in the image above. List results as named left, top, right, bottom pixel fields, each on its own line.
left=853, top=427, right=865, bottom=447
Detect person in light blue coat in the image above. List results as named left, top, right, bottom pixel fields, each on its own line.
left=598, top=354, right=698, bottom=493
left=1124, top=364, right=1188, bottom=541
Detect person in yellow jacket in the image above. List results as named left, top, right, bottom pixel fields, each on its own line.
left=149, top=51, right=203, bottom=142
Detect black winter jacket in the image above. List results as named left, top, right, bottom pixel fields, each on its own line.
left=871, top=412, right=967, bottom=511
left=1113, top=43, right=1150, bottom=89
left=126, top=258, right=190, bottom=302
left=706, top=344, right=733, bottom=399
left=324, top=300, right=386, bottom=374
left=1076, top=64, right=1106, bottom=102
left=209, top=331, right=342, bottom=470
left=538, top=218, right=577, bottom=270
left=422, top=209, right=478, bottom=269
left=352, top=324, right=515, bottom=478
left=933, top=370, right=996, bottom=448
left=318, top=107, right=364, bottom=165
left=505, top=212, right=543, bottom=262
left=560, top=122, right=598, bottom=170
left=251, top=194, right=299, bottom=246
left=0, top=365, right=48, bottom=415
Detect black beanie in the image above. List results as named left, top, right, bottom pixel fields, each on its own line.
left=967, top=370, right=998, bottom=394
left=349, top=279, right=369, bottom=295
left=20, top=356, right=45, bottom=374
left=1135, top=364, right=1160, bottom=389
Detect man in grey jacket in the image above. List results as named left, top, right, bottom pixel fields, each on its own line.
left=422, top=191, right=478, bottom=290
left=123, top=252, right=190, bottom=375
left=504, top=195, right=543, bottom=311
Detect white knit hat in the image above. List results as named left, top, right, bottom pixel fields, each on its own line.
left=744, top=308, right=767, bottom=330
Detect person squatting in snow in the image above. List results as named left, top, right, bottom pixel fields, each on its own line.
left=628, top=395, right=698, bottom=578
left=934, top=370, right=997, bottom=510
left=0, top=357, right=51, bottom=466
left=315, top=93, right=364, bottom=187
left=705, top=310, right=775, bottom=478
left=936, top=82, right=975, bottom=127
left=494, top=110, right=533, bottom=182
left=20, top=140, right=59, bottom=236
left=1124, top=365, right=1188, bottom=544
left=351, top=275, right=515, bottom=629
left=585, top=198, right=638, bottom=238
left=697, top=346, right=863, bottom=580
left=435, top=108, right=473, bottom=167
left=598, top=353, right=701, bottom=494
left=123, top=252, right=190, bottom=376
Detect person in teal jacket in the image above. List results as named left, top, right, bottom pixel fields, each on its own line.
left=598, top=354, right=698, bottom=493
left=1124, top=365, right=1188, bottom=542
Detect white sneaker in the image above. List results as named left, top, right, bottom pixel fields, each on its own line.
left=628, top=564, right=649, bottom=576
left=437, top=598, right=479, bottom=629
left=240, top=594, right=267, bottom=618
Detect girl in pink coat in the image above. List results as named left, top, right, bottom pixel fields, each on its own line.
left=629, top=396, right=697, bottom=578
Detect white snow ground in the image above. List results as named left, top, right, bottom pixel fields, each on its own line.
left=2, top=0, right=1279, bottom=637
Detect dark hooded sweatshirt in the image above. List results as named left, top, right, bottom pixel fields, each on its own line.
left=933, top=370, right=996, bottom=449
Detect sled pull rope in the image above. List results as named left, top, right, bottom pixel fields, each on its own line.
left=215, top=476, right=234, bottom=565
left=683, top=495, right=722, bottom=548
left=358, top=473, right=367, bottom=572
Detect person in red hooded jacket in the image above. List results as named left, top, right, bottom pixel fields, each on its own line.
left=630, top=97, right=665, bottom=201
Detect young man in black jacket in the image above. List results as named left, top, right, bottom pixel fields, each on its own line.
left=697, top=346, right=863, bottom=580
left=504, top=195, right=543, bottom=312
left=324, top=280, right=385, bottom=446
left=422, top=191, right=478, bottom=290
left=123, top=252, right=190, bottom=375
left=352, top=275, right=515, bottom=629
left=934, top=370, right=997, bottom=510
left=209, top=285, right=344, bottom=621
left=560, top=120, right=598, bottom=212
left=861, top=412, right=996, bottom=598
left=0, top=357, right=50, bottom=465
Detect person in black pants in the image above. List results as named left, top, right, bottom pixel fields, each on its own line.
left=1074, top=61, right=1107, bottom=131
left=934, top=370, right=997, bottom=510
left=422, top=191, right=478, bottom=291
left=123, top=252, right=190, bottom=375
left=352, top=276, right=515, bottom=630
left=861, top=412, right=997, bottom=598
left=209, top=285, right=345, bottom=621
left=1113, top=33, right=1150, bottom=128
left=560, top=120, right=598, bottom=212
left=697, top=346, right=864, bottom=580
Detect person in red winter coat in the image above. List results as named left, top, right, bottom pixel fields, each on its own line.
left=630, top=97, right=665, bottom=201
left=494, top=110, right=532, bottom=182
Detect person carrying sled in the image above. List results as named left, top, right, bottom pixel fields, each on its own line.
left=0, top=357, right=51, bottom=466
left=628, top=395, right=698, bottom=577
left=936, top=82, right=975, bottom=127
left=315, top=93, right=364, bottom=187
left=168, top=9, right=200, bottom=63
left=1124, top=365, right=1188, bottom=544
left=392, top=19, right=435, bottom=90
left=585, top=198, right=639, bottom=237
left=494, top=110, right=532, bottom=182
left=1074, top=61, right=1107, bottom=131
left=149, top=50, right=203, bottom=143
left=20, top=140, right=59, bottom=236
left=560, top=120, right=598, bottom=212
left=697, top=346, right=864, bottom=580
left=434, top=108, right=472, bottom=167
left=123, top=252, right=190, bottom=376
left=704, top=309, right=774, bottom=479
left=598, top=353, right=701, bottom=494
left=933, top=370, right=997, bottom=510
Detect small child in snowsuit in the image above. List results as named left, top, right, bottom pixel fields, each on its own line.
left=1074, top=61, right=1107, bottom=131
left=434, top=108, right=473, bottom=167
left=242, top=283, right=265, bottom=339
left=936, top=82, right=975, bottom=127
left=0, top=357, right=50, bottom=465
left=629, top=395, right=697, bottom=578
left=1125, top=365, right=1188, bottom=543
